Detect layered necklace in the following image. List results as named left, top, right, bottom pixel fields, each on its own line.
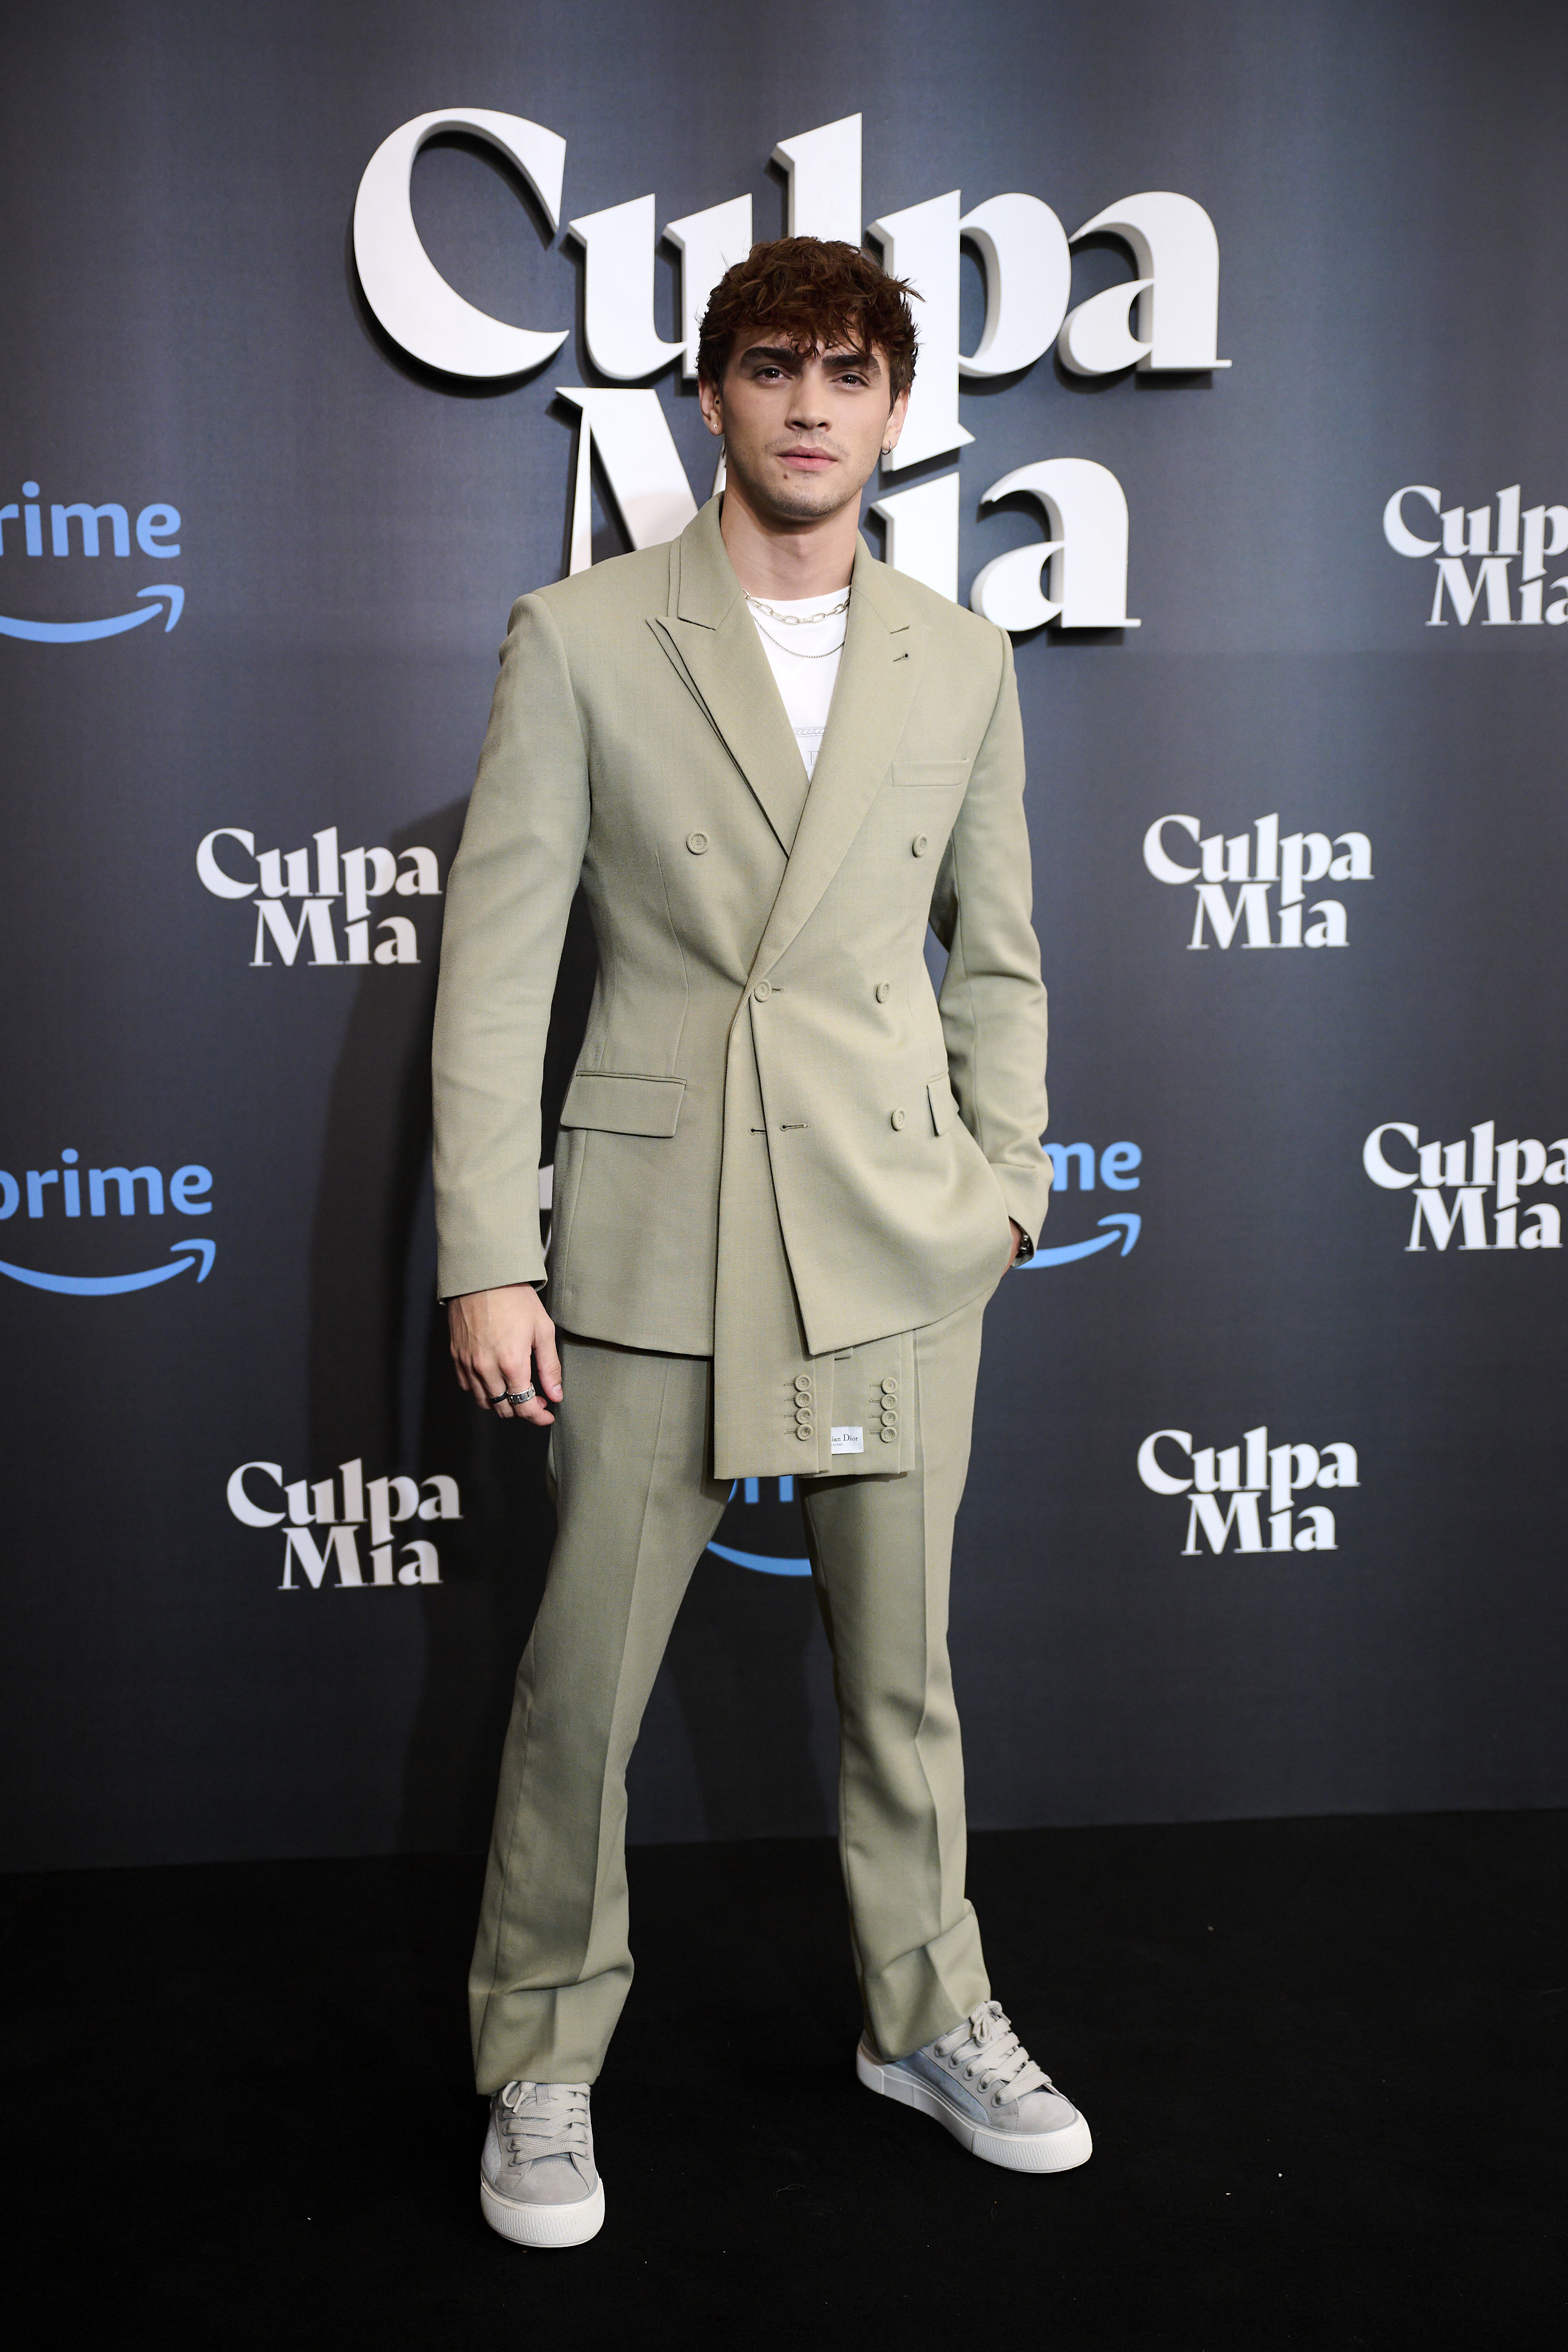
left=745, top=589, right=850, bottom=657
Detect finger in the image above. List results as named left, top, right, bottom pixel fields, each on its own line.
left=494, top=1350, right=552, bottom=1428
left=534, top=1322, right=564, bottom=1404
left=493, top=1351, right=529, bottom=1416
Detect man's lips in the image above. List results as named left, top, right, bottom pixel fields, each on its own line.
left=776, top=447, right=836, bottom=468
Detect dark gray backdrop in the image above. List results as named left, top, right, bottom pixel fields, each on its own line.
left=2, top=0, right=1563, bottom=1871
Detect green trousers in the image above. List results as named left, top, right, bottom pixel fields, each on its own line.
left=469, top=1292, right=992, bottom=2091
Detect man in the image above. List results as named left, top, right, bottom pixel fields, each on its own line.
left=433, top=237, right=1089, bottom=2250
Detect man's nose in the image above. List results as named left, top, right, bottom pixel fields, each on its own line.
left=785, top=382, right=830, bottom=430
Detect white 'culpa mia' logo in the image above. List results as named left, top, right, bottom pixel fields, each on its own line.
left=198, top=828, right=442, bottom=965
left=353, top=109, right=1230, bottom=624
left=1363, top=1122, right=1564, bottom=1251
left=228, top=1457, right=460, bottom=1587
left=1383, top=483, right=1568, bottom=627
left=1138, top=1425, right=1357, bottom=1556
left=1144, top=814, right=1372, bottom=948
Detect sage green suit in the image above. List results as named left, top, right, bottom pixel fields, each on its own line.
left=434, top=498, right=1052, bottom=2087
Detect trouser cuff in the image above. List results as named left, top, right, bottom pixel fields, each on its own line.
left=860, top=1904, right=989, bottom=2063
left=470, top=1972, right=628, bottom=2093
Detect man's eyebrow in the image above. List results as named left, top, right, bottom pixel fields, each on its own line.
left=737, top=342, right=882, bottom=373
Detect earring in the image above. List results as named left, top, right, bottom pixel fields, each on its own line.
left=880, top=442, right=894, bottom=456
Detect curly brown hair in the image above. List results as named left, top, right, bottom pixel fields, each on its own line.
left=697, top=237, right=920, bottom=401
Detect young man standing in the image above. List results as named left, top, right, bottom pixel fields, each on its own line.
left=432, top=238, right=1089, bottom=2249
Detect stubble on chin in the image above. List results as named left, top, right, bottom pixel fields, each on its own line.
left=735, top=452, right=861, bottom=527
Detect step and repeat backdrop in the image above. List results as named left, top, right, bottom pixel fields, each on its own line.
left=3, top=0, right=1563, bottom=1869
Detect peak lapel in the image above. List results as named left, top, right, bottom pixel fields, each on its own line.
left=648, top=500, right=808, bottom=856
left=749, top=541, right=925, bottom=980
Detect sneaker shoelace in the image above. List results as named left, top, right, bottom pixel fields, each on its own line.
left=496, top=2080, right=591, bottom=2174
left=933, top=2001, right=1054, bottom=2104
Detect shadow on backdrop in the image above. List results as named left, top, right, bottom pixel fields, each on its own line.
left=305, top=801, right=837, bottom=1871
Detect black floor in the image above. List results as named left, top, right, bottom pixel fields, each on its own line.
left=4, top=1814, right=1562, bottom=2349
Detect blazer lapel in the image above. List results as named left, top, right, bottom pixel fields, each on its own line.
left=649, top=500, right=810, bottom=856
left=748, top=537, right=925, bottom=981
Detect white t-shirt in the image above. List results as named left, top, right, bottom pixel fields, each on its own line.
left=747, top=591, right=850, bottom=778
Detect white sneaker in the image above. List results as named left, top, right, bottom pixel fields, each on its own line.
left=479, top=2079, right=605, bottom=2247
left=857, top=1999, right=1092, bottom=2174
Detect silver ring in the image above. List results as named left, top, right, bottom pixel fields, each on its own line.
left=505, top=1387, right=535, bottom=1406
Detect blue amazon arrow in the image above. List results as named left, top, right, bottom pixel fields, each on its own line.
left=1018, top=1212, right=1140, bottom=1269
left=0, top=584, right=183, bottom=643
left=706, top=1539, right=812, bottom=1577
left=0, top=1237, right=215, bottom=1297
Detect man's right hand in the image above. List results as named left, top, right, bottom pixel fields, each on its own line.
left=447, top=1284, right=564, bottom=1426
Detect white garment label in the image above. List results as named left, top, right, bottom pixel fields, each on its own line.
left=830, top=1426, right=864, bottom=1455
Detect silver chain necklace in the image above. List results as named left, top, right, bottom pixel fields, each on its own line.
left=745, top=591, right=850, bottom=625
left=747, top=589, right=850, bottom=657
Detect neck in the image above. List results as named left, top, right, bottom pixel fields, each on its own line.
left=717, top=477, right=861, bottom=601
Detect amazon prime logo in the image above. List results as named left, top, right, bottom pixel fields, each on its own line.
left=1363, top=1120, right=1565, bottom=1252
left=1017, top=1140, right=1141, bottom=1269
left=1144, top=816, right=1372, bottom=949
left=1137, top=1425, right=1358, bottom=1556
left=708, top=1475, right=811, bottom=1578
left=228, top=1458, right=460, bottom=1589
left=0, top=1150, right=215, bottom=1296
left=197, top=827, right=443, bottom=965
left=0, top=479, right=182, bottom=643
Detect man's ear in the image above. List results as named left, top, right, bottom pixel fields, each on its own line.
left=697, top=371, right=724, bottom=439
left=881, top=386, right=911, bottom=455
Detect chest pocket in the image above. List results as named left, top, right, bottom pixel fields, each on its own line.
left=893, top=757, right=970, bottom=790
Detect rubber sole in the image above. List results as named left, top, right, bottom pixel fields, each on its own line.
left=479, top=2170, right=606, bottom=2247
left=856, top=2040, right=1093, bottom=2174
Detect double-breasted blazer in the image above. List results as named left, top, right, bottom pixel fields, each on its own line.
left=432, top=496, right=1051, bottom=1360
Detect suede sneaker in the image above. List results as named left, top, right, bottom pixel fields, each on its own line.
left=857, top=1999, right=1092, bottom=2173
left=479, top=2079, right=605, bottom=2247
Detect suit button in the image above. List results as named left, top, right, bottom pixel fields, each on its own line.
left=753, top=980, right=772, bottom=1003
left=881, top=1378, right=897, bottom=1397
left=796, top=1423, right=814, bottom=1442
left=794, top=1375, right=811, bottom=1394
left=881, top=1428, right=897, bottom=1444
left=891, top=1108, right=907, bottom=1131
left=911, top=833, right=929, bottom=857
left=686, top=830, right=709, bottom=854
left=875, top=981, right=891, bottom=1004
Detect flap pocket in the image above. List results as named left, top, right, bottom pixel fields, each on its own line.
left=560, top=1071, right=685, bottom=1138
left=927, top=1071, right=959, bottom=1137
left=894, top=757, right=970, bottom=789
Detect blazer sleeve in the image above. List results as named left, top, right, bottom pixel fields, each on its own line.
left=927, top=625, right=1053, bottom=1248
left=431, top=592, right=591, bottom=1298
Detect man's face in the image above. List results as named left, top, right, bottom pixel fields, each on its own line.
left=699, top=333, right=910, bottom=526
